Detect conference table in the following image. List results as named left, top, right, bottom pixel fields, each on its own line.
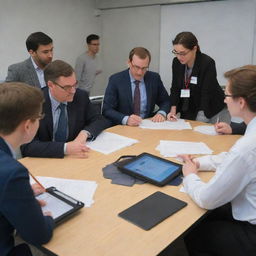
left=19, top=121, right=240, bottom=256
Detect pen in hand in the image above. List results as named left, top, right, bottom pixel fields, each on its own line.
left=29, top=171, right=46, bottom=192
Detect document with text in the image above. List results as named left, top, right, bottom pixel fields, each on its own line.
left=139, top=119, right=192, bottom=130
left=86, top=131, right=138, bottom=154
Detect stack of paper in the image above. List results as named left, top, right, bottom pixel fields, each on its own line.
left=194, top=125, right=218, bottom=135
left=139, top=119, right=192, bottom=130
left=156, top=140, right=213, bottom=157
left=86, top=131, right=138, bottom=154
left=30, top=176, right=97, bottom=207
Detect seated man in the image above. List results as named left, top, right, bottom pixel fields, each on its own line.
left=21, top=60, right=110, bottom=158
left=102, top=47, right=170, bottom=126
left=6, top=32, right=53, bottom=88
left=0, top=82, right=54, bottom=256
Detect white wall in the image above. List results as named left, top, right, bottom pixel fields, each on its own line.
left=0, top=0, right=101, bottom=91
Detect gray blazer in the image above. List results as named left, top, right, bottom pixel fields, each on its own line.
left=5, top=58, right=41, bottom=88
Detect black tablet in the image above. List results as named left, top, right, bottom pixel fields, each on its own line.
left=36, top=187, right=84, bottom=224
left=116, top=152, right=182, bottom=186
left=118, top=191, right=187, bottom=230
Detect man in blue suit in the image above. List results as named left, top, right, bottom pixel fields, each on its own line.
left=0, top=82, right=54, bottom=256
left=21, top=60, right=110, bottom=158
left=102, top=47, right=170, bottom=126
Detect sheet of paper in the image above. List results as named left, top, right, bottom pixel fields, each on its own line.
left=156, top=140, right=213, bottom=157
left=36, top=192, right=73, bottom=219
left=86, top=131, right=138, bottom=154
left=194, top=125, right=218, bottom=135
left=31, top=176, right=97, bottom=207
left=139, top=119, right=192, bottom=130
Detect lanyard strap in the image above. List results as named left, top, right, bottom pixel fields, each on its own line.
left=184, top=65, right=192, bottom=89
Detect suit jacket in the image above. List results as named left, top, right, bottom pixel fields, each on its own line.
left=170, top=52, right=226, bottom=120
left=102, top=69, right=170, bottom=125
left=5, top=58, right=41, bottom=88
left=21, top=87, right=110, bottom=158
left=231, top=122, right=246, bottom=135
left=0, top=137, right=54, bottom=256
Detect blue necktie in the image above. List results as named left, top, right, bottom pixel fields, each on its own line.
left=55, top=103, right=68, bottom=142
left=133, top=80, right=141, bottom=115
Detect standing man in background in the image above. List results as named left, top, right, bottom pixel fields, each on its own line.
left=75, top=34, right=102, bottom=95
left=6, top=32, right=53, bottom=88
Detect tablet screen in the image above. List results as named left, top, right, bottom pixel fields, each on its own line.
left=123, top=155, right=180, bottom=182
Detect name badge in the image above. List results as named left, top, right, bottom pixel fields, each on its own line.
left=180, top=89, right=190, bottom=98
left=190, top=76, right=197, bottom=84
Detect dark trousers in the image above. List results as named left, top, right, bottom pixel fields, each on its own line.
left=184, top=204, right=256, bottom=256
left=8, top=243, right=32, bottom=256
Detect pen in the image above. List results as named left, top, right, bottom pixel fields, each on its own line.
left=216, top=117, right=219, bottom=124
left=29, top=171, right=46, bottom=191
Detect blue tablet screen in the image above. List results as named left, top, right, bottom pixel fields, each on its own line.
left=124, top=155, right=180, bottom=182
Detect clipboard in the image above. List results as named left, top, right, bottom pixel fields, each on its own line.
left=36, top=186, right=84, bottom=224
left=118, top=191, right=187, bottom=230
left=115, top=152, right=182, bottom=186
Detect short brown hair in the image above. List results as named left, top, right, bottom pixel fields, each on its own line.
left=224, top=65, right=256, bottom=112
left=129, top=47, right=151, bottom=63
left=44, top=60, right=74, bottom=83
left=0, top=82, right=44, bottom=135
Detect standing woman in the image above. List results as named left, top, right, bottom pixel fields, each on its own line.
left=167, top=31, right=230, bottom=123
left=180, top=65, right=256, bottom=255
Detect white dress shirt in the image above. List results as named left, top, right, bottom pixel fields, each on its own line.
left=183, top=116, right=256, bottom=224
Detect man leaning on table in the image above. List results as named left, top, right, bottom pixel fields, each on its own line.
left=102, top=47, right=170, bottom=126
left=21, top=60, right=110, bottom=158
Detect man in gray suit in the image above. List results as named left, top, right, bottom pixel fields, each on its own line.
left=6, top=32, right=53, bottom=88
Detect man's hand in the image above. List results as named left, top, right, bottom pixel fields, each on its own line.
left=127, top=114, right=142, bottom=126
left=215, top=122, right=232, bottom=134
left=151, top=113, right=166, bottom=122
left=66, top=140, right=90, bottom=158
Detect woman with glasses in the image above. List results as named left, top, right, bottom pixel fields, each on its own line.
left=167, top=31, right=230, bottom=123
left=179, top=65, right=256, bottom=255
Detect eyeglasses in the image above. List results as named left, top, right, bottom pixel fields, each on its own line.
left=224, top=94, right=233, bottom=98
left=171, top=50, right=191, bottom=57
left=131, top=62, right=149, bottom=72
left=53, top=80, right=78, bottom=91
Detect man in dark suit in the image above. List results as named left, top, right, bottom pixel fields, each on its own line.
left=0, top=82, right=54, bottom=256
left=102, top=47, right=170, bottom=126
left=21, top=60, right=110, bottom=158
left=6, top=32, right=53, bottom=88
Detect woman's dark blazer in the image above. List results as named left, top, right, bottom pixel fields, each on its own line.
left=170, top=51, right=226, bottom=120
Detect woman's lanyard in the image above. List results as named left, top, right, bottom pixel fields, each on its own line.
left=184, top=65, right=192, bottom=89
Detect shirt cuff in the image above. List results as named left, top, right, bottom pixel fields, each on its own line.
left=157, top=110, right=167, bottom=118
left=122, top=116, right=129, bottom=125
left=64, top=143, right=67, bottom=155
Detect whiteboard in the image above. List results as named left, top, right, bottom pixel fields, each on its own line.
left=159, top=0, right=256, bottom=90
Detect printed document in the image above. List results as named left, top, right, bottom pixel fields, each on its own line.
left=156, top=140, right=213, bottom=157
left=139, top=119, right=192, bottom=130
left=86, top=131, right=138, bottom=154
left=31, top=176, right=97, bottom=207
